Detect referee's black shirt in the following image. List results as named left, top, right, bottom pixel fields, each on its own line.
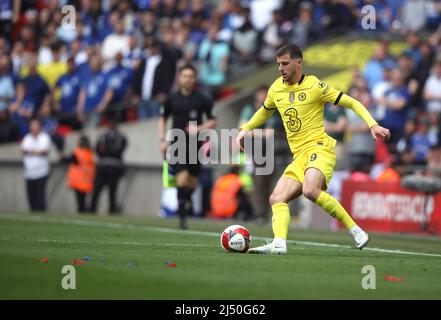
left=160, top=90, right=215, bottom=130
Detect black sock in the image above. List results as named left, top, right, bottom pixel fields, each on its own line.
left=177, top=187, right=193, bottom=220
left=183, top=187, right=193, bottom=216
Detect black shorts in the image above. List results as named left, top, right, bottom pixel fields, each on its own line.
left=169, top=139, right=202, bottom=177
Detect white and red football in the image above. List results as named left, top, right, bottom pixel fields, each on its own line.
left=220, top=225, right=251, bottom=253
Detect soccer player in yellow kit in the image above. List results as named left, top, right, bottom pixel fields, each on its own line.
left=236, top=44, right=391, bottom=254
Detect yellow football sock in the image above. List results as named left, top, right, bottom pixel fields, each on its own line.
left=315, top=191, right=356, bottom=229
left=271, top=203, right=291, bottom=240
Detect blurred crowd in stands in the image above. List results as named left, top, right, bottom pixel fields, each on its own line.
left=324, top=29, right=441, bottom=183
left=1, top=0, right=441, bottom=177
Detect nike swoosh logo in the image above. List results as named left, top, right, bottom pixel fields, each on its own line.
left=276, top=99, right=283, bottom=102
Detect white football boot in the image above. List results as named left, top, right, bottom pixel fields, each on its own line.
left=351, top=226, right=369, bottom=249
left=248, top=239, right=287, bottom=255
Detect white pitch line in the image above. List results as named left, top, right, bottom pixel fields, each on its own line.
left=362, top=247, right=441, bottom=257
left=1, top=213, right=441, bottom=258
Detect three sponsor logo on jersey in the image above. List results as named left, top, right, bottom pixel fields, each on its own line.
left=284, top=91, right=306, bottom=132
left=279, top=82, right=328, bottom=133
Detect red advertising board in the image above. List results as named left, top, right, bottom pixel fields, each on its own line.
left=341, top=181, right=441, bottom=235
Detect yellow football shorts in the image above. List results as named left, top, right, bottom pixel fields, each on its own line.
left=283, top=143, right=336, bottom=189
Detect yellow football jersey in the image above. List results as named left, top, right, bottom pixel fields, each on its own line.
left=242, top=74, right=378, bottom=155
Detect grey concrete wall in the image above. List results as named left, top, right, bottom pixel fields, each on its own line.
left=0, top=163, right=29, bottom=213
left=0, top=118, right=164, bottom=166
left=0, top=162, right=162, bottom=216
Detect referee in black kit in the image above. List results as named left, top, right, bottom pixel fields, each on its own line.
left=158, top=64, right=217, bottom=229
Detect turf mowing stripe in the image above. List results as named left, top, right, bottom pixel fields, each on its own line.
left=1, top=238, right=309, bottom=250
left=1, top=213, right=441, bottom=258
left=0, top=238, right=212, bottom=247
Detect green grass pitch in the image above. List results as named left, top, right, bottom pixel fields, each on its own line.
left=1, top=212, right=440, bottom=299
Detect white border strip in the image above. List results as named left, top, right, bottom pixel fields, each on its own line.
left=1, top=213, right=441, bottom=258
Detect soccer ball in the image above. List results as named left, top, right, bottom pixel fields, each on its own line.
left=220, top=225, right=251, bottom=253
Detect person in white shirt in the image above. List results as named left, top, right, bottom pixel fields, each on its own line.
left=424, top=58, right=441, bottom=113
left=250, top=0, right=282, bottom=32
left=372, top=65, right=394, bottom=121
left=21, top=118, right=51, bottom=211
left=101, top=18, right=130, bottom=71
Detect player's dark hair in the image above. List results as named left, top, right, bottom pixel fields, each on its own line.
left=276, top=44, right=303, bottom=60
left=178, top=64, right=197, bottom=75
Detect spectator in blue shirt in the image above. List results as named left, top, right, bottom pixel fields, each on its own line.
left=123, top=35, right=143, bottom=70
left=79, top=0, right=110, bottom=44
left=54, top=57, right=82, bottom=130
left=385, top=0, right=405, bottom=22
left=403, top=32, right=423, bottom=67
left=363, top=45, right=396, bottom=90
left=40, top=102, right=64, bottom=156
left=76, top=48, right=93, bottom=84
left=134, top=0, right=150, bottom=11
left=356, top=0, right=393, bottom=31
left=9, top=54, right=51, bottom=118
left=186, top=2, right=210, bottom=47
left=0, top=54, right=14, bottom=126
left=77, top=54, right=114, bottom=128
left=409, top=116, right=433, bottom=165
left=184, top=0, right=211, bottom=21
left=9, top=99, right=35, bottom=138
left=107, top=52, right=133, bottom=122
left=379, top=70, right=410, bottom=148
left=0, top=54, right=14, bottom=142
left=198, top=23, right=230, bottom=98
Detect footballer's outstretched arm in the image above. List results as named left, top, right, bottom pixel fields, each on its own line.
left=240, top=106, right=275, bottom=131
left=337, top=94, right=377, bottom=128
left=235, top=106, right=275, bottom=149
left=320, top=80, right=390, bottom=142
left=338, top=93, right=391, bottom=141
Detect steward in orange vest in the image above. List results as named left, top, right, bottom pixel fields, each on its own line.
left=210, top=173, right=243, bottom=218
left=67, top=147, right=95, bottom=193
left=210, top=166, right=254, bottom=220
left=376, top=167, right=400, bottom=183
